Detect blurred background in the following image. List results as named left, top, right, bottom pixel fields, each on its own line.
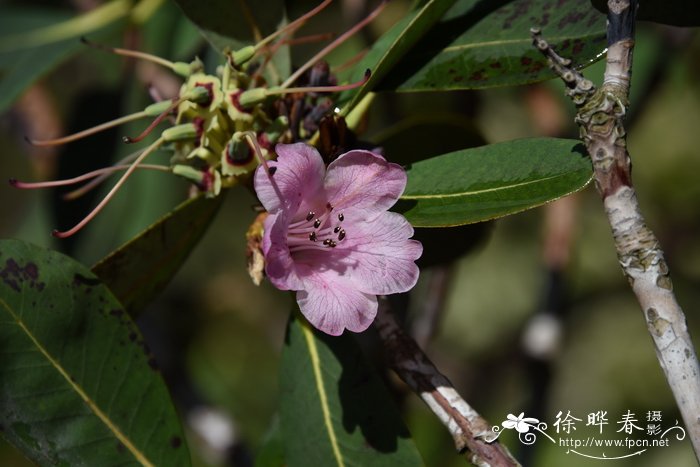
left=1, top=0, right=700, bottom=465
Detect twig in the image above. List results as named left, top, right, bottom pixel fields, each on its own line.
left=531, top=0, right=700, bottom=460
left=374, top=299, right=520, bottom=467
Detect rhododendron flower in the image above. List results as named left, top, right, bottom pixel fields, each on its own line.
left=254, top=143, right=422, bottom=335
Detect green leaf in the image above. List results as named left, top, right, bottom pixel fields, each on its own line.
left=397, top=138, right=592, bottom=227
left=279, top=312, right=425, bottom=467
left=591, top=0, right=700, bottom=27
left=92, top=193, right=225, bottom=317
left=379, top=0, right=606, bottom=92
left=254, top=416, right=285, bottom=467
left=0, top=4, right=129, bottom=112
left=340, top=0, right=458, bottom=113
left=172, top=0, right=285, bottom=51
left=0, top=239, right=190, bottom=467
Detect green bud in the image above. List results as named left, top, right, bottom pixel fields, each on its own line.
left=238, top=88, right=267, bottom=109
left=172, top=164, right=204, bottom=183
left=162, top=123, right=197, bottom=142
left=187, top=86, right=212, bottom=105
left=232, top=45, right=255, bottom=68
left=144, top=100, right=173, bottom=117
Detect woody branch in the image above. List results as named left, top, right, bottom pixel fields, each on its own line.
left=531, top=0, right=700, bottom=459
left=374, top=299, right=519, bottom=467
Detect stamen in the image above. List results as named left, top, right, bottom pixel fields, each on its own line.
left=338, top=229, right=346, bottom=241
left=267, top=69, right=370, bottom=95
left=244, top=131, right=286, bottom=205
left=122, top=97, right=183, bottom=144
left=63, top=150, right=143, bottom=200
left=26, top=111, right=148, bottom=147
left=333, top=226, right=341, bottom=233
left=273, top=32, right=335, bottom=48
left=309, top=232, right=317, bottom=241
left=333, top=49, right=368, bottom=73
left=255, top=0, right=334, bottom=50
left=81, top=37, right=192, bottom=76
left=280, top=0, right=387, bottom=89
left=314, top=218, right=322, bottom=229
left=338, top=213, right=344, bottom=221
left=9, top=164, right=167, bottom=190
left=306, top=211, right=315, bottom=221
left=52, top=137, right=164, bottom=238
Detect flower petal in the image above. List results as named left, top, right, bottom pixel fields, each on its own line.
left=254, top=143, right=326, bottom=215
left=325, top=150, right=406, bottom=219
left=262, top=212, right=305, bottom=291
left=337, top=212, right=422, bottom=295
left=295, top=268, right=377, bottom=336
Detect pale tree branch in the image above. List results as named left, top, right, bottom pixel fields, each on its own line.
left=531, top=0, right=700, bottom=460
left=374, top=299, right=520, bottom=467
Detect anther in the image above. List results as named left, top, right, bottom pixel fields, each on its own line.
left=338, top=230, right=346, bottom=241
left=338, top=213, right=344, bottom=221
left=333, top=226, right=341, bottom=233
left=326, top=202, right=333, bottom=210
left=306, top=211, right=315, bottom=221
left=314, top=218, right=322, bottom=229
left=309, top=232, right=317, bottom=242
left=268, top=167, right=277, bottom=175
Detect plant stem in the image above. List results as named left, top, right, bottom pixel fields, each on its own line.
left=374, top=299, right=520, bottom=467
left=531, top=0, right=700, bottom=459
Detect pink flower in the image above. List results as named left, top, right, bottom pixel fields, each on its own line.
left=254, top=143, right=422, bottom=335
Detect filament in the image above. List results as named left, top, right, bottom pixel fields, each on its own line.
left=10, top=164, right=168, bottom=190
left=268, top=69, right=370, bottom=95
left=122, top=97, right=183, bottom=144
left=63, top=150, right=143, bottom=200
left=256, top=0, right=333, bottom=50
left=243, top=132, right=285, bottom=207
left=81, top=37, right=177, bottom=70
left=280, top=1, right=386, bottom=89
left=26, top=111, right=148, bottom=147
left=52, top=137, right=165, bottom=238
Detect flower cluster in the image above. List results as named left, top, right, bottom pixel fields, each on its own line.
left=13, top=0, right=376, bottom=238
left=254, top=143, right=422, bottom=335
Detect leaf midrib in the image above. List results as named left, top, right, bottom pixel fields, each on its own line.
left=440, top=33, right=603, bottom=53
left=0, top=296, right=155, bottom=467
left=402, top=171, right=580, bottom=199
left=301, top=322, right=345, bottom=467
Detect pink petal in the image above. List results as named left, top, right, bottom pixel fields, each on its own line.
left=295, top=268, right=378, bottom=336
left=324, top=150, right=406, bottom=220
left=262, top=213, right=305, bottom=291
left=335, top=212, right=422, bottom=295
left=254, top=143, right=326, bottom=215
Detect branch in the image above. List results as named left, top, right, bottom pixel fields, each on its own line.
left=532, top=0, right=700, bottom=460
left=374, top=299, right=520, bottom=467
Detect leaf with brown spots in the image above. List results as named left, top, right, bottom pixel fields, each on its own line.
left=0, top=239, right=191, bottom=467
left=376, top=0, right=607, bottom=91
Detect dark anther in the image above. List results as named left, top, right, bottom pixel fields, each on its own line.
left=329, top=240, right=337, bottom=248
left=333, top=226, right=341, bottom=233
left=338, top=230, right=346, bottom=241
left=338, top=213, right=344, bottom=222
left=122, top=136, right=133, bottom=144
left=306, top=211, right=315, bottom=221
left=268, top=167, right=277, bottom=175
left=309, top=232, right=317, bottom=241
left=314, top=219, right=321, bottom=229
left=323, top=239, right=331, bottom=246
left=326, top=202, right=333, bottom=210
